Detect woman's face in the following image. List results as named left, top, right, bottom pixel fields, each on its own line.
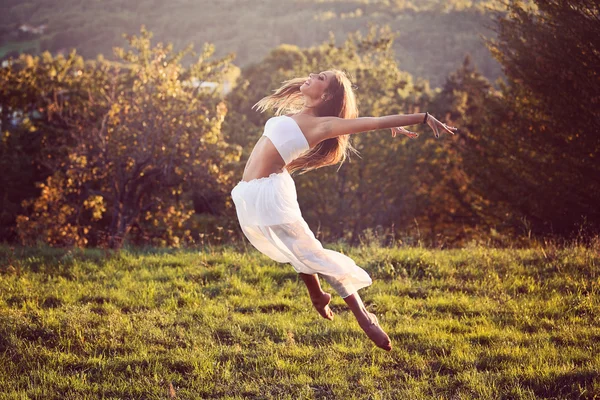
left=300, top=70, right=335, bottom=100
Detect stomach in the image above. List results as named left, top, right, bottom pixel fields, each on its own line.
left=241, top=136, right=286, bottom=182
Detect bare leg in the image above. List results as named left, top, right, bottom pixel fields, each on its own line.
left=343, top=292, right=392, bottom=351
left=299, top=273, right=334, bottom=320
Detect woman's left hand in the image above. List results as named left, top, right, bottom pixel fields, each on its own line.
left=391, top=126, right=419, bottom=139
left=426, top=114, right=458, bottom=138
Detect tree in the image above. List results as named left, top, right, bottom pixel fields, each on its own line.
left=483, top=0, right=600, bottom=236
left=14, top=26, right=236, bottom=248
left=414, top=54, right=509, bottom=246
left=224, top=27, right=475, bottom=246
left=0, top=51, right=85, bottom=242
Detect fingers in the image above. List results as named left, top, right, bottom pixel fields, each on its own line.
left=437, top=123, right=458, bottom=136
left=403, top=129, right=419, bottom=139
left=391, top=127, right=419, bottom=139
left=427, top=115, right=459, bottom=138
left=442, top=122, right=458, bottom=134
left=444, top=124, right=458, bottom=134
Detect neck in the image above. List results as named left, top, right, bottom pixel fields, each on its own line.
left=299, top=97, right=321, bottom=117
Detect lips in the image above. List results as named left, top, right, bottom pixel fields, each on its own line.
left=304, top=80, right=310, bottom=86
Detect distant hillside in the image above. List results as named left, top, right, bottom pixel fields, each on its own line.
left=1, top=0, right=511, bottom=88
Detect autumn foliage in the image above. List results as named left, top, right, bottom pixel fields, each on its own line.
left=2, top=0, right=599, bottom=248
left=4, top=27, right=237, bottom=248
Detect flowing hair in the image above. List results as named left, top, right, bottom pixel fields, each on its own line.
left=253, top=69, right=360, bottom=175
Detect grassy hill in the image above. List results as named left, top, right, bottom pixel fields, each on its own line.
left=1, top=0, right=511, bottom=88
left=0, top=242, right=598, bottom=398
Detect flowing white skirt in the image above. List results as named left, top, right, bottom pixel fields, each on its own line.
left=230, top=168, right=372, bottom=298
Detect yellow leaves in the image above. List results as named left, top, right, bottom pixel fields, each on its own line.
left=15, top=172, right=91, bottom=247
left=15, top=215, right=29, bottom=228
left=126, top=157, right=135, bottom=170
left=7, top=25, right=238, bottom=248
left=26, top=120, right=38, bottom=133
left=22, top=54, right=35, bottom=68
left=107, top=103, right=122, bottom=125
left=68, top=154, right=88, bottom=168
left=83, top=195, right=106, bottom=221
left=216, top=101, right=228, bottom=120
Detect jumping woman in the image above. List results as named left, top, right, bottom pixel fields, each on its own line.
left=230, top=70, right=457, bottom=351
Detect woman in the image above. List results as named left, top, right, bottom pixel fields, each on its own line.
left=230, top=70, right=457, bottom=351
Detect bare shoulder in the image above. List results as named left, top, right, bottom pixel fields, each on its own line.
left=288, top=114, right=323, bottom=148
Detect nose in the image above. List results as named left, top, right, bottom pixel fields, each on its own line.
left=309, top=73, right=315, bottom=79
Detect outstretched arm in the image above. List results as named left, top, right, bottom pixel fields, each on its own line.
left=318, top=113, right=457, bottom=140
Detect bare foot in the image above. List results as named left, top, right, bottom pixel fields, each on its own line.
left=311, top=292, right=334, bottom=321
left=359, top=312, right=392, bottom=351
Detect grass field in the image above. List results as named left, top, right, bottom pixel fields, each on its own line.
left=0, top=39, right=40, bottom=60
left=0, top=242, right=598, bottom=399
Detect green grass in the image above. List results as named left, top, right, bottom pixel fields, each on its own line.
left=0, top=39, right=40, bottom=59
left=0, top=243, right=599, bottom=399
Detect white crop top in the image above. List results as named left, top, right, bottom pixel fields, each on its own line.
left=262, top=115, right=310, bottom=165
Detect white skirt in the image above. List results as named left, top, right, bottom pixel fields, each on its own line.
left=230, top=168, right=372, bottom=298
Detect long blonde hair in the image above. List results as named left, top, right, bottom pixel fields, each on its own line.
left=253, top=69, right=360, bottom=175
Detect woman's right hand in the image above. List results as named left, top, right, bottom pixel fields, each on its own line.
left=426, top=114, right=458, bottom=138
left=391, top=126, right=419, bottom=139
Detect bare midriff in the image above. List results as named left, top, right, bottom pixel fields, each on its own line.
left=241, top=136, right=287, bottom=182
